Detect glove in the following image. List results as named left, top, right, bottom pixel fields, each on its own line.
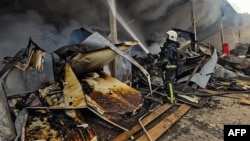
left=156, top=59, right=169, bottom=70
left=147, top=53, right=154, bottom=63
left=148, top=53, right=154, bottom=58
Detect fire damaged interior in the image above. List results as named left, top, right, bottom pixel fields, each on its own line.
left=1, top=0, right=250, bottom=141
left=1, top=29, right=154, bottom=140
left=0, top=26, right=249, bottom=141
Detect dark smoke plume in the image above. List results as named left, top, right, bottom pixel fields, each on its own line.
left=0, top=0, right=250, bottom=69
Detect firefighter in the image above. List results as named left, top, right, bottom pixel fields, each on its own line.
left=148, top=30, right=181, bottom=103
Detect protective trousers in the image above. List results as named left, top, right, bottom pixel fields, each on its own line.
left=164, top=64, right=177, bottom=103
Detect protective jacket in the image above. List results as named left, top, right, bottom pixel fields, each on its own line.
left=160, top=39, right=180, bottom=64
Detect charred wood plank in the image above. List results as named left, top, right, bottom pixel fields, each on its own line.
left=112, top=103, right=173, bottom=141
left=199, top=89, right=250, bottom=105
left=136, top=104, right=191, bottom=141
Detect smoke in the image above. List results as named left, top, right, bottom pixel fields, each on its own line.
left=0, top=0, right=191, bottom=62
left=200, top=1, right=250, bottom=49
left=194, top=0, right=225, bottom=27
left=0, top=0, right=250, bottom=66
left=122, top=0, right=187, bottom=21
left=115, top=0, right=227, bottom=48
left=0, top=10, right=74, bottom=57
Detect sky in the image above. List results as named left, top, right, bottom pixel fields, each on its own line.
left=227, top=0, right=250, bottom=14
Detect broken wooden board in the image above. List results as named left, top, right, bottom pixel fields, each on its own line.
left=199, top=89, right=250, bottom=105
left=112, top=103, right=173, bottom=141
left=235, top=79, right=250, bottom=86
left=15, top=39, right=46, bottom=72
left=137, top=104, right=191, bottom=141
left=112, top=103, right=191, bottom=141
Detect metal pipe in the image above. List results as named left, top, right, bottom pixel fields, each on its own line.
left=190, top=0, right=197, bottom=51
left=138, top=104, right=154, bottom=141
left=109, top=0, right=118, bottom=78
left=220, top=8, right=225, bottom=50
left=138, top=113, right=152, bottom=141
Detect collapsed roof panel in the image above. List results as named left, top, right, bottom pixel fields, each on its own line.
left=2, top=39, right=55, bottom=97
left=0, top=84, right=16, bottom=140
left=71, top=42, right=135, bottom=76
left=38, top=63, right=87, bottom=108
left=55, top=32, right=138, bottom=77
left=67, top=28, right=92, bottom=45
left=82, top=71, right=144, bottom=130
left=55, top=32, right=116, bottom=58
left=177, top=43, right=218, bottom=88
left=4, top=54, right=55, bottom=97
left=0, top=27, right=145, bottom=139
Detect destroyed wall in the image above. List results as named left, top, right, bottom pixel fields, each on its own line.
left=202, top=4, right=250, bottom=51
left=144, top=0, right=250, bottom=52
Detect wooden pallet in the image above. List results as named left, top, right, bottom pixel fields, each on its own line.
left=112, top=103, right=191, bottom=141
left=199, top=88, right=250, bottom=105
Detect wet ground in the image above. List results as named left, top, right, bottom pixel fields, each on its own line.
left=83, top=94, right=250, bottom=141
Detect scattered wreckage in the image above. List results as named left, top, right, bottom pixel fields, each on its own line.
left=0, top=29, right=146, bottom=141
left=1, top=28, right=250, bottom=141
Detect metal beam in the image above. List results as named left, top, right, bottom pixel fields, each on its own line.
left=109, top=0, right=118, bottom=78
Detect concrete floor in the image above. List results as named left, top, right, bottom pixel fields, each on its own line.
left=84, top=94, right=250, bottom=141
left=158, top=95, right=250, bottom=141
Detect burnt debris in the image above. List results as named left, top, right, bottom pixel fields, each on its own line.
left=1, top=28, right=250, bottom=141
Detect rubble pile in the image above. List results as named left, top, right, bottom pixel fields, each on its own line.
left=1, top=28, right=250, bottom=141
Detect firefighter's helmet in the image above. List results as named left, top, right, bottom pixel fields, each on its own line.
left=166, top=30, right=178, bottom=42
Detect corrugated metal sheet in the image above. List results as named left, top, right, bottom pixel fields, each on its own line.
left=3, top=54, right=55, bottom=96
left=83, top=71, right=144, bottom=130
left=38, top=63, right=87, bottom=108
left=0, top=83, right=16, bottom=140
